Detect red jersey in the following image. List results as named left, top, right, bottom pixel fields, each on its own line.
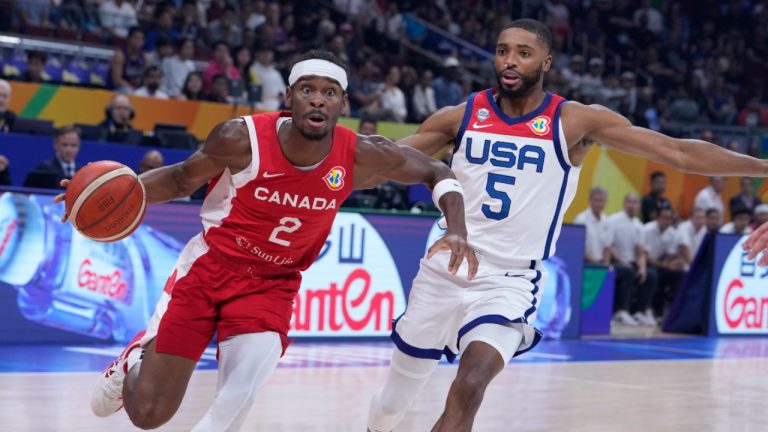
left=202, top=111, right=356, bottom=277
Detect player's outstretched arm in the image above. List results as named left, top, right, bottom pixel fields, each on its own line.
left=566, top=102, right=768, bottom=177
left=396, top=104, right=465, bottom=156
left=744, top=223, right=768, bottom=266
left=353, top=136, right=478, bottom=279
left=139, top=119, right=251, bottom=203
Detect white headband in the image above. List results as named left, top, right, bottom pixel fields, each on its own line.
left=288, top=59, right=348, bottom=90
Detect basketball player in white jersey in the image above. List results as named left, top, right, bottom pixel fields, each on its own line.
left=367, top=19, right=768, bottom=432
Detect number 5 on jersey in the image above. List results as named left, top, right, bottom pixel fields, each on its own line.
left=483, top=173, right=516, bottom=220
left=269, top=217, right=302, bottom=246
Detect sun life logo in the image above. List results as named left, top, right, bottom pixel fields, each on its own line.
left=527, top=116, right=551, bottom=136
left=324, top=166, right=346, bottom=191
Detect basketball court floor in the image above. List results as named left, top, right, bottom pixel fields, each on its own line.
left=3, top=333, right=768, bottom=432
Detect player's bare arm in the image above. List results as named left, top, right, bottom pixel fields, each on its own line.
left=396, top=104, right=466, bottom=156
left=353, top=135, right=478, bottom=279
left=562, top=102, right=768, bottom=176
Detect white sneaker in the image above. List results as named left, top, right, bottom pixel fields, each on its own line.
left=614, top=310, right=639, bottom=326
left=91, top=330, right=145, bottom=417
left=633, top=311, right=657, bottom=326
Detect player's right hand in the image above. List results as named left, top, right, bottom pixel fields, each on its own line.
left=426, top=234, right=479, bottom=280
left=53, top=179, right=70, bottom=223
left=744, top=222, right=768, bottom=266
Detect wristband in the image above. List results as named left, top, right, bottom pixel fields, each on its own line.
left=432, top=179, right=463, bottom=212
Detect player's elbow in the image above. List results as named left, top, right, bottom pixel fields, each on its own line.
left=428, top=159, right=455, bottom=186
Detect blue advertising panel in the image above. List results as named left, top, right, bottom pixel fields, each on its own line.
left=0, top=188, right=585, bottom=343
left=709, top=233, right=768, bottom=336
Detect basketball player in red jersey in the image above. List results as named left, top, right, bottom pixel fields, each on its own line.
left=55, top=50, right=477, bottom=431
left=367, top=19, right=768, bottom=432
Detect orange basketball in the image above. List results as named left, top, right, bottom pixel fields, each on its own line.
left=65, top=161, right=147, bottom=242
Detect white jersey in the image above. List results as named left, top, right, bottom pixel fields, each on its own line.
left=450, top=89, right=581, bottom=263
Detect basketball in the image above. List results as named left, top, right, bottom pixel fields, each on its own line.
left=65, top=160, right=147, bottom=242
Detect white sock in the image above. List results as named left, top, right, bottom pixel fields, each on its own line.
left=191, top=332, right=282, bottom=432
left=367, top=350, right=438, bottom=432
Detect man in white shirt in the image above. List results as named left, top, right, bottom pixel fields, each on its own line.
left=378, top=66, right=408, bottom=123
left=574, top=187, right=612, bottom=265
left=412, top=70, right=437, bottom=122
left=249, top=46, right=286, bottom=111
left=720, top=207, right=754, bottom=235
left=643, top=207, right=688, bottom=318
left=133, top=66, right=169, bottom=99
left=677, top=207, right=707, bottom=262
left=607, top=193, right=656, bottom=326
left=161, top=39, right=196, bottom=98
left=694, top=176, right=725, bottom=217
left=99, top=0, right=138, bottom=39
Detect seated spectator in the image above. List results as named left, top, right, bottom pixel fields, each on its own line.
left=0, top=80, right=17, bottom=133
left=180, top=71, right=205, bottom=101
left=16, top=0, right=50, bottom=29
left=0, top=154, right=10, bottom=186
left=133, top=66, right=169, bottom=99
left=754, top=204, right=768, bottom=229
left=233, top=46, right=253, bottom=86
left=248, top=46, right=285, bottom=111
left=207, top=6, right=243, bottom=48
left=146, top=36, right=175, bottom=67
left=99, top=0, right=138, bottom=39
left=144, top=7, right=180, bottom=52
left=177, top=0, right=203, bottom=41
left=694, top=176, right=725, bottom=217
left=378, top=66, right=407, bottom=123
left=677, top=208, right=707, bottom=261
left=574, top=187, right=612, bottom=265
left=730, top=177, right=762, bottom=215
left=138, top=149, right=164, bottom=174
left=98, top=94, right=138, bottom=143
left=432, top=57, right=464, bottom=109
left=705, top=208, right=722, bottom=233
left=358, top=118, right=377, bottom=136
left=109, top=26, right=148, bottom=92
left=643, top=206, right=687, bottom=318
left=641, top=171, right=671, bottom=222
left=720, top=207, right=754, bottom=235
left=203, top=41, right=241, bottom=92
left=412, top=69, right=437, bottom=122
left=22, top=51, right=48, bottom=83
left=24, top=125, right=82, bottom=189
left=349, top=60, right=384, bottom=117
left=208, top=74, right=232, bottom=104
left=608, top=193, right=657, bottom=326
left=161, top=39, right=196, bottom=98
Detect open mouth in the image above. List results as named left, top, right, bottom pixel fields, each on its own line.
left=501, top=70, right=521, bottom=86
left=305, top=113, right=327, bottom=128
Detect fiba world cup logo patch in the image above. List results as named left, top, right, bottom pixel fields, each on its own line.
left=527, top=116, right=551, bottom=136
left=476, top=108, right=490, bottom=122
left=324, top=166, right=346, bottom=191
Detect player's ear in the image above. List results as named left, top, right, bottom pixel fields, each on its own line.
left=543, top=54, right=553, bottom=73
left=284, top=86, right=292, bottom=109
left=341, top=92, right=349, bottom=116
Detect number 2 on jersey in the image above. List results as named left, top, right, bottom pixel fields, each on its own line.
left=482, top=173, right=516, bottom=220
left=268, top=217, right=302, bottom=246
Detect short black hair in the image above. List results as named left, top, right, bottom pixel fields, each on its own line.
left=650, top=171, right=665, bottom=182
left=128, top=26, right=144, bottom=38
left=359, top=117, right=377, bottom=127
left=506, top=19, right=552, bottom=53
left=732, top=206, right=752, bottom=218
left=705, top=208, right=721, bottom=217
left=27, top=50, right=47, bottom=62
left=55, top=125, right=81, bottom=140
left=290, top=50, right=348, bottom=76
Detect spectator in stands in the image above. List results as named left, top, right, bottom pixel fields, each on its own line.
left=580, top=58, right=605, bottom=100
left=99, top=0, right=138, bottom=39
left=146, top=36, right=175, bottom=67
left=575, top=187, right=612, bottom=265
left=203, top=41, right=240, bottom=91
left=754, top=204, right=768, bottom=229
left=138, top=149, right=164, bottom=175
left=247, top=46, right=285, bottom=111
left=207, top=6, right=243, bottom=48
left=144, top=6, right=180, bottom=52
left=641, top=171, right=671, bottom=222
left=180, top=71, right=205, bottom=101
left=634, top=0, right=663, bottom=35
left=412, top=69, right=437, bottom=122
left=694, top=177, right=725, bottom=217
left=560, top=54, right=584, bottom=91
left=24, top=125, right=82, bottom=189
left=643, top=206, right=687, bottom=318
left=177, top=0, right=203, bottom=41
left=378, top=66, right=407, bottom=123
left=668, top=87, right=700, bottom=123
left=244, top=0, right=267, bottom=31
left=0, top=80, right=17, bottom=133
left=161, top=39, right=196, bottom=98
left=109, top=26, right=147, bottom=92
left=432, top=57, right=464, bottom=109
left=233, top=46, right=254, bottom=85
left=354, top=118, right=376, bottom=137
left=16, top=0, right=50, bottom=29
left=720, top=207, right=754, bottom=235
left=677, top=208, right=707, bottom=260
left=133, top=66, right=169, bottom=99
left=22, top=51, right=48, bottom=83
left=730, top=177, right=762, bottom=215
left=0, top=153, right=10, bottom=186
left=349, top=59, right=383, bottom=117
left=608, top=193, right=656, bottom=326
left=208, top=74, right=232, bottom=104
left=705, top=208, right=722, bottom=233
left=98, top=94, right=138, bottom=143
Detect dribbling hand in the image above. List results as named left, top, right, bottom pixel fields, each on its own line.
left=52, top=179, right=70, bottom=223
left=426, top=233, right=479, bottom=280
left=743, top=222, right=768, bottom=266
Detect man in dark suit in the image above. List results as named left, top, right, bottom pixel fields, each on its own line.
left=730, top=177, right=763, bottom=216
left=98, top=94, right=140, bottom=144
left=24, top=125, right=83, bottom=189
left=0, top=79, right=16, bottom=133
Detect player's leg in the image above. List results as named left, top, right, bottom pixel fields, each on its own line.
left=367, top=350, right=439, bottom=432
left=191, top=332, right=282, bottom=432
left=431, top=325, right=522, bottom=432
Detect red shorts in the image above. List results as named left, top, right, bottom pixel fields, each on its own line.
left=143, top=235, right=301, bottom=361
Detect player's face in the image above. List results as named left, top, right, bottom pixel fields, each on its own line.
left=494, top=28, right=551, bottom=99
left=285, top=76, right=348, bottom=141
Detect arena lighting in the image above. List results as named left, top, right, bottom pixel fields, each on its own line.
left=0, top=36, right=21, bottom=44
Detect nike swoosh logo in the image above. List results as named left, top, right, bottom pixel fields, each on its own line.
left=263, top=172, right=285, bottom=178
left=472, top=122, right=494, bottom=129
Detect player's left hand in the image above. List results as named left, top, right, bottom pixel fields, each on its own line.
left=427, top=233, right=478, bottom=280
left=744, top=222, right=768, bottom=266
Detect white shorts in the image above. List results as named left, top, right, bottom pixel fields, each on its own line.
left=392, top=250, right=546, bottom=364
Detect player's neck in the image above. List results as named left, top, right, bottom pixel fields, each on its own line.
left=496, top=89, right=546, bottom=118
left=278, top=120, right=333, bottom=166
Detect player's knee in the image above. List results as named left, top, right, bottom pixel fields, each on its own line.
left=128, top=401, right=171, bottom=430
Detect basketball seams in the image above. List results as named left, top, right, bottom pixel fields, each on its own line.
left=77, top=175, right=139, bottom=232
left=94, top=182, right=147, bottom=242
left=70, top=166, right=135, bottom=227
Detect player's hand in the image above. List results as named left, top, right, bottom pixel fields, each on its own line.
left=636, top=266, right=647, bottom=284
left=744, top=222, right=768, bottom=266
left=426, top=233, right=479, bottom=280
left=53, top=179, right=70, bottom=223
